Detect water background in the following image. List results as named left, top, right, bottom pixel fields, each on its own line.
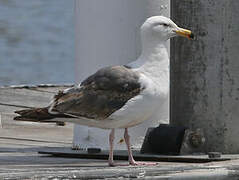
left=0, top=0, right=74, bottom=86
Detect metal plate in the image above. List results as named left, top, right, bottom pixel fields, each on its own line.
left=39, top=147, right=231, bottom=163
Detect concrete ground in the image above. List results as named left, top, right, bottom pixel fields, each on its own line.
left=1, top=148, right=239, bottom=179
left=1, top=85, right=239, bottom=179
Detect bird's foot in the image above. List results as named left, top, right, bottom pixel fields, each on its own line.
left=108, top=160, right=157, bottom=166
left=129, top=160, right=158, bottom=166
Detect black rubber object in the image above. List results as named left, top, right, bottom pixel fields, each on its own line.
left=147, top=124, right=186, bottom=155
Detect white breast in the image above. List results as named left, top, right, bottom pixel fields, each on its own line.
left=105, top=71, right=168, bottom=128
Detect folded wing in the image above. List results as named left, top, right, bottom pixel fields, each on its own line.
left=49, top=65, right=143, bottom=120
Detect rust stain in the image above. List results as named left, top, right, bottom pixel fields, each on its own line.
left=117, top=138, right=124, bottom=144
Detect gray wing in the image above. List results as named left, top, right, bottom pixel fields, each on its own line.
left=50, top=65, right=143, bottom=120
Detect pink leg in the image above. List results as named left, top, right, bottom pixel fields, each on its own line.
left=124, top=128, right=157, bottom=166
left=108, top=129, right=129, bottom=166
left=108, top=129, right=115, bottom=166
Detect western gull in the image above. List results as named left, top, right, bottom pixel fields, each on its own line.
left=14, top=16, right=193, bottom=166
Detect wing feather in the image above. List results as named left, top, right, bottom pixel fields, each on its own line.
left=50, top=66, right=143, bottom=120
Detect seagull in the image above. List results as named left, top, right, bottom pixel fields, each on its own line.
left=14, top=16, right=193, bottom=166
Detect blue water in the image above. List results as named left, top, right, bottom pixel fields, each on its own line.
left=0, top=0, right=74, bottom=86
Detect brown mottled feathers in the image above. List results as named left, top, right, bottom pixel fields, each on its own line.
left=14, top=65, right=143, bottom=122
left=51, top=66, right=143, bottom=120
left=14, top=107, right=72, bottom=122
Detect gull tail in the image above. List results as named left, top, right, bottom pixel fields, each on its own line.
left=14, top=107, right=72, bottom=123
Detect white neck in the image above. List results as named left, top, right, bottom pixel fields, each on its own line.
left=129, top=41, right=169, bottom=71
left=127, top=39, right=169, bottom=93
left=127, top=38, right=169, bottom=95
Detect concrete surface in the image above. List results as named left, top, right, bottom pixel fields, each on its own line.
left=171, top=0, right=239, bottom=153
left=1, top=86, right=239, bottom=179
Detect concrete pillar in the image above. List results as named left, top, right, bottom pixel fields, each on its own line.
left=74, top=0, right=170, bottom=150
left=171, top=1, right=239, bottom=153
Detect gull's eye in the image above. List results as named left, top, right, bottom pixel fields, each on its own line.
left=154, top=22, right=169, bottom=27
left=162, top=23, right=169, bottom=27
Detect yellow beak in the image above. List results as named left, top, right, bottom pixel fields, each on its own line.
left=175, top=28, right=194, bottom=39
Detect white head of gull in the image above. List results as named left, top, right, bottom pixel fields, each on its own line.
left=14, top=16, right=193, bottom=166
